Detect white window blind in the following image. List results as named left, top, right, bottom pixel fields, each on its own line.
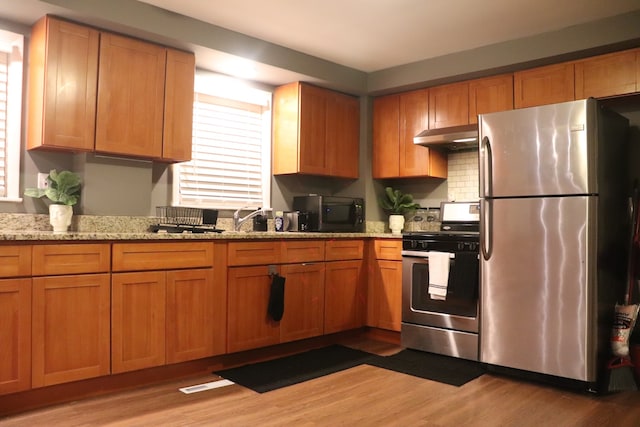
left=0, top=51, right=8, bottom=197
left=173, top=75, right=271, bottom=210
left=0, top=28, right=23, bottom=202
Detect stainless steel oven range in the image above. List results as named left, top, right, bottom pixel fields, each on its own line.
left=401, top=201, right=480, bottom=361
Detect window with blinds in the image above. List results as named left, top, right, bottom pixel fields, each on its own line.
left=0, top=51, right=8, bottom=197
left=173, top=73, right=271, bottom=209
left=0, top=29, right=23, bottom=202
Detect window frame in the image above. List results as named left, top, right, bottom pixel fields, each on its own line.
left=172, top=71, right=272, bottom=210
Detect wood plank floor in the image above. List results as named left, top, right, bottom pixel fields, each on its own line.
left=2, top=337, right=640, bottom=427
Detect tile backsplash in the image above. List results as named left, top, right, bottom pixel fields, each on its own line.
left=447, top=150, right=479, bottom=201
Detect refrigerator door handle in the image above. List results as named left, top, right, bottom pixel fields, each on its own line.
left=480, top=136, right=493, bottom=198
left=481, top=198, right=492, bottom=260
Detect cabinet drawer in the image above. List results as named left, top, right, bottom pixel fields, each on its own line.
left=0, top=246, right=31, bottom=278
left=112, top=242, right=213, bottom=272
left=32, top=244, right=109, bottom=276
left=374, top=239, right=402, bottom=261
left=227, top=241, right=281, bottom=266
left=281, top=240, right=325, bottom=263
left=324, top=239, right=364, bottom=261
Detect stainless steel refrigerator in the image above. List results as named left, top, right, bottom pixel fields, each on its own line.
left=478, top=98, right=630, bottom=389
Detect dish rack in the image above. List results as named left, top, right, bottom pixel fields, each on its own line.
left=150, top=206, right=222, bottom=233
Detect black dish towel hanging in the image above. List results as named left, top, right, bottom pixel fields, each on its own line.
left=268, top=274, right=286, bottom=321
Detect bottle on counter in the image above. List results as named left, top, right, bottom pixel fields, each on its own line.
left=274, top=210, right=284, bottom=232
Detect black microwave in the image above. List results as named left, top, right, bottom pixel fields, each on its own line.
left=292, top=195, right=364, bottom=232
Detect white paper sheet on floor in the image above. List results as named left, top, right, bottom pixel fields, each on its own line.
left=428, top=251, right=452, bottom=300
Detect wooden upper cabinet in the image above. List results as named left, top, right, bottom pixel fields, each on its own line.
left=326, top=90, right=360, bottom=178
left=514, top=62, right=575, bottom=109
left=429, top=82, right=469, bottom=129
left=272, top=82, right=360, bottom=178
left=372, top=93, right=401, bottom=178
left=27, top=16, right=99, bottom=151
left=575, top=48, right=639, bottom=99
left=162, top=49, right=196, bottom=162
left=373, top=89, right=447, bottom=179
left=468, top=74, right=514, bottom=123
left=95, top=33, right=166, bottom=158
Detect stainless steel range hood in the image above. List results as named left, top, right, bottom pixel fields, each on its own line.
left=413, top=124, right=478, bottom=151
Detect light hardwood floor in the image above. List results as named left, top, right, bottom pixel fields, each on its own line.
left=2, top=337, right=640, bottom=427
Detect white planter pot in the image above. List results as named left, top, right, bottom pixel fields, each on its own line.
left=49, top=204, right=73, bottom=233
left=388, top=214, right=405, bottom=235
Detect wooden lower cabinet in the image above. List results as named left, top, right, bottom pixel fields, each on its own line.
left=280, top=262, right=325, bottom=343
left=111, top=271, right=166, bottom=373
left=368, top=239, right=403, bottom=332
left=324, top=260, right=365, bottom=334
left=112, top=268, right=220, bottom=373
left=371, top=260, right=403, bottom=331
left=227, top=265, right=280, bottom=353
left=227, top=261, right=326, bottom=352
left=32, top=274, right=111, bottom=387
left=166, top=268, right=224, bottom=364
left=0, top=279, right=31, bottom=395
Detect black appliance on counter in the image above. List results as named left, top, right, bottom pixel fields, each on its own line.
left=401, top=201, right=480, bottom=361
left=292, top=195, right=364, bottom=232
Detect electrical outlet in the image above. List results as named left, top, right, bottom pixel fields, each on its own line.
left=37, top=173, right=49, bottom=190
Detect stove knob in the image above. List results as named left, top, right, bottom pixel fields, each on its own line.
left=419, top=241, right=429, bottom=250
left=457, top=242, right=464, bottom=251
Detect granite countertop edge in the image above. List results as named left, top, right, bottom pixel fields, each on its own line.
left=0, top=231, right=402, bottom=241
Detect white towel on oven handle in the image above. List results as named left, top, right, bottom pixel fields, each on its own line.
left=428, top=251, right=453, bottom=300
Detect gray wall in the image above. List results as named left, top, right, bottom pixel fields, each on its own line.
left=4, top=2, right=640, bottom=222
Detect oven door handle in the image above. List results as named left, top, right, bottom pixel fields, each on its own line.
left=402, top=251, right=455, bottom=258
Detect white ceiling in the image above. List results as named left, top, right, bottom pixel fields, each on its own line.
left=136, top=0, right=640, bottom=72
left=2, top=0, right=640, bottom=87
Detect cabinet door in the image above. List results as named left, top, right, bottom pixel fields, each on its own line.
left=327, top=91, right=359, bottom=178
left=280, top=263, right=325, bottom=342
left=373, top=239, right=402, bottom=261
left=400, top=89, right=435, bottom=177
left=0, top=279, right=31, bottom=395
left=324, top=260, right=364, bottom=333
left=112, top=271, right=166, bottom=373
left=32, top=243, right=110, bottom=276
left=162, top=48, right=195, bottom=162
left=27, top=16, right=99, bottom=151
left=325, top=239, right=364, bottom=261
left=298, top=83, right=328, bottom=175
left=468, top=74, right=514, bottom=124
left=272, top=82, right=300, bottom=175
left=372, top=94, right=400, bottom=178
left=227, top=265, right=280, bottom=352
left=32, top=274, right=110, bottom=387
left=514, top=62, right=575, bottom=109
left=429, top=82, right=469, bottom=129
left=166, top=268, right=225, bottom=363
left=575, top=49, right=639, bottom=99
left=372, top=260, right=402, bottom=331
left=96, top=33, right=166, bottom=158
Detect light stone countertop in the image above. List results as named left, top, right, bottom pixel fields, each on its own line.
left=0, top=230, right=400, bottom=241
left=0, top=213, right=404, bottom=241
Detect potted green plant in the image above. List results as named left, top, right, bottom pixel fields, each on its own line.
left=378, top=186, right=420, bottom=234
left=24, top=169, right=81, bottom=233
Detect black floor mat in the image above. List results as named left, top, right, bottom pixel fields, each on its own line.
left=367, top=348, right=486, bottom=387
left=214, top=345, right=375, bottom=393
left=214, top=345, right=485, bottom=393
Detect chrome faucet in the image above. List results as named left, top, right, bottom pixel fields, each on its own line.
left=233, top=207, right=272, bottom=231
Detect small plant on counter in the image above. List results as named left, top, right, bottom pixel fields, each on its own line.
left=24, top=169, right=81, bottom=206
left=378, top=186, right=420, bottom=215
